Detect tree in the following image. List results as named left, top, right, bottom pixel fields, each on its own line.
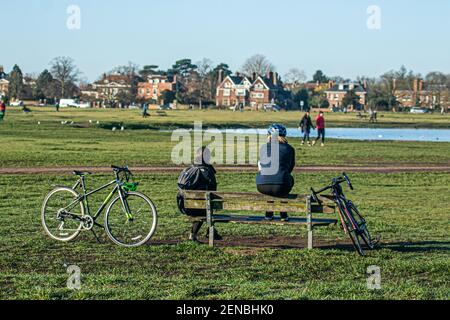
left=342, top=90, right=360, bottom=109
left=284, top=68, right=307, bottom=86
left=293, top=88, right=310, bottom=110
left=169, top=59, right=198, bottom=78
left=159, top=90, right=176, bottom=105
left=50, top=57, right=81, bottom=98
left=312, top=70, right=329, bottom=84
left=241, top=54, right=275, bottom=76
left=139, top=65, right=160, bottom=78
left=35, top=69, right=57, bottom=100
left=8, top=65, right=24, bottom=100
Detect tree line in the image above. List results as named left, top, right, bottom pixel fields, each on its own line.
left=3, top=55, right=450, bottom=110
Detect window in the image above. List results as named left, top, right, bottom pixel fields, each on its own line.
left=223, top=89, right=231, bottom=96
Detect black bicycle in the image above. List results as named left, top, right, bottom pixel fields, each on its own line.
left=311, top=173, right=379, bottom=256
left=41, top=166, right=158, bottom=247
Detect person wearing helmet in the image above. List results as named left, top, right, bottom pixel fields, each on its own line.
left=256, top=124, right=296, bottom=222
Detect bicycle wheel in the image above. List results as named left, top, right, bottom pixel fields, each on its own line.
left=348, top=202, right=375, bottom=250
left=338, top=201, right=365, bottom=256
left=41, top=187, right=84, bottom=242
left=105, top=192, right=158, bottom=247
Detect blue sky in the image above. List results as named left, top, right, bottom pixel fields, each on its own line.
left=1, top=0, right=449, bottom=82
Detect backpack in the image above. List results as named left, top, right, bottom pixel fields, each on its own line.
left=177, top=165, right=217, bottom=215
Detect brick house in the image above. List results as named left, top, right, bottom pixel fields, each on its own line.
left=394, top=79, right=449, bottom=109
left=137, top=74, right=176, bottom=102
left=325, top=83, right=367, bottom=110
left=216, top=72, right=281, bottom=110
left=0, top=66, right=8, bottom=98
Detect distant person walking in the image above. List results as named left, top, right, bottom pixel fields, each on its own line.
left=312, top=111, right=326, bottom=147
left=0, top=100, right=6, bottom=121
left=299, top=112, right=314, bottom=146
left=142, top=103, right=149, bottom=118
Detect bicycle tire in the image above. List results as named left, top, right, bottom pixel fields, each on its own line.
left=41, top=187, right=84, bottom=242
left=104, top=191, right=158, bottom=247
left=338, top=201, right=365, bottom=256
left=348, top=202, right=375, bottom=250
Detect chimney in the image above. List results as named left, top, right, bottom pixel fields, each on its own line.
left=273, top=72, right=278, bottom=86
left=236, top=72, right=241, bottom=78
left=419, top=80, right=424, bottom=92
left=269, top=71, right=274, bottom=82
left=0, top=65, right=3, bottom=73
left=413, top=79, right=418, bottom=93
left=252, top=72, right=257, bottom=82
left=393, top=79, right=397, bottom=91
left=218, top=69, right=224, bottom=84
left=363, top=80, right=368, bottom=90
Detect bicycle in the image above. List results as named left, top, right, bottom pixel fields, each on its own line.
left=311, top=173, right=379, bottom=256
left=41, top=165, right=158, bottom=247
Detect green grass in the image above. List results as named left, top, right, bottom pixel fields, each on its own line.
left=1, top=108, right=449, bottom=168
left=3, top=106, right=450, bottom=129
left=0, top=172, right=449, bottom=300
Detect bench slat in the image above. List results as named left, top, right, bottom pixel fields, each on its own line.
left=188, top=214, right=337, bottom=226
left=182, top=191, right=335, bottom=207
left=184, top=199, right=335, bottom=214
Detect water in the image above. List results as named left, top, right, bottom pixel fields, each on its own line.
left=218, top=128, right=450, bottom=142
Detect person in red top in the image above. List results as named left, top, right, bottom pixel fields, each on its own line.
left=0, top=99, right=6, bottom=122
left=312, top=111, right=326, bottom=147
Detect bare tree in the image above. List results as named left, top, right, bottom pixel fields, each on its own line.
left=241, top=54, right=275, bottom=76
left=284, top=68, right=307, bottom=86
left=50, top=57, right=81, bottom=98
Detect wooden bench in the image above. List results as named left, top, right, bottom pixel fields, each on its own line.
left=181, top=191, right=338, bottom=249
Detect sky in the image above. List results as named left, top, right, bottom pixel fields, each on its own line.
left=1, top=0, right=449, bottom=82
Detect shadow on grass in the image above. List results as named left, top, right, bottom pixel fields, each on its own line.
left=381, top=241, right=450, bottom=253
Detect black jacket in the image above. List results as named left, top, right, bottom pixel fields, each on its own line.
left=256, top=142, right=296, bottom=186
left=299, top=115, right=314, bottom=132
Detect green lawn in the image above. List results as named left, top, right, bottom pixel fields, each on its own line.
left=1, top=108, right=449, bottom=168
left=0, top=172, right=448, bottom=300
left=0, top=107, right=449, bottom=300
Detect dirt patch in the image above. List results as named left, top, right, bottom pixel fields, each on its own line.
left=1, top=165, right=450, bottom=175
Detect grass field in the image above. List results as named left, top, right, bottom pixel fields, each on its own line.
left=0, top=108, right=449, bottom=300
left=0, top=172, right=449, bottom=299
left=1, top=107, right=450, bottom=168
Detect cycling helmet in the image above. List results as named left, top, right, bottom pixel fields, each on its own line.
left=268, top=124, right=287, bottom=137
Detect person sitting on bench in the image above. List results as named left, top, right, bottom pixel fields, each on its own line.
left=256, top=124, right=296, bottom=222
left=177, top=147, right=222, bottom=242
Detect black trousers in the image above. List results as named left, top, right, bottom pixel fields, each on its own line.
left=257, top=183, right=294, bottom=218
left=315, top=129, right=325, bottom=143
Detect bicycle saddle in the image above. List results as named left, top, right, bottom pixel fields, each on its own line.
left=73, top=170, right=92, bottom=176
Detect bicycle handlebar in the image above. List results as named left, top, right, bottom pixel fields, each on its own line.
left=111, top=165, right=130, bottom=172
left=311, top=173, right=354, bottom=200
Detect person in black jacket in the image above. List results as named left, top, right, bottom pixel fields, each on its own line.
left=256, top=124, right=296, bottom=221
left=177, top=147, right=222, bottom=242
left=299, top=112, right=314, bottom=146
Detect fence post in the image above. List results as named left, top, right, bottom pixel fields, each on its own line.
left=206, top=192, right=214, bottom=248
left=307, top=196, right=313, bottom=250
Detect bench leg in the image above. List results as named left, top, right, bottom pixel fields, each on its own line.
left=307, top=196, right=313, bottom=250
left=206, top=192, right=214, bottom=248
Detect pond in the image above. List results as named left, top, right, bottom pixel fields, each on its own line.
left=220, top=128, right=450, bottom=142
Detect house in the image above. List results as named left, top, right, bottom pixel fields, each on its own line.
left=216, top=71, right=281, bottom=110
left=89, top=73, right=132, bottom=101
left=325, top=83, right=367, bottom=110
left=394, top=79, right=449, bottom=109
left=0, top=66, right=8, bottom=98
left=137, top=74, right=176, bottom=102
